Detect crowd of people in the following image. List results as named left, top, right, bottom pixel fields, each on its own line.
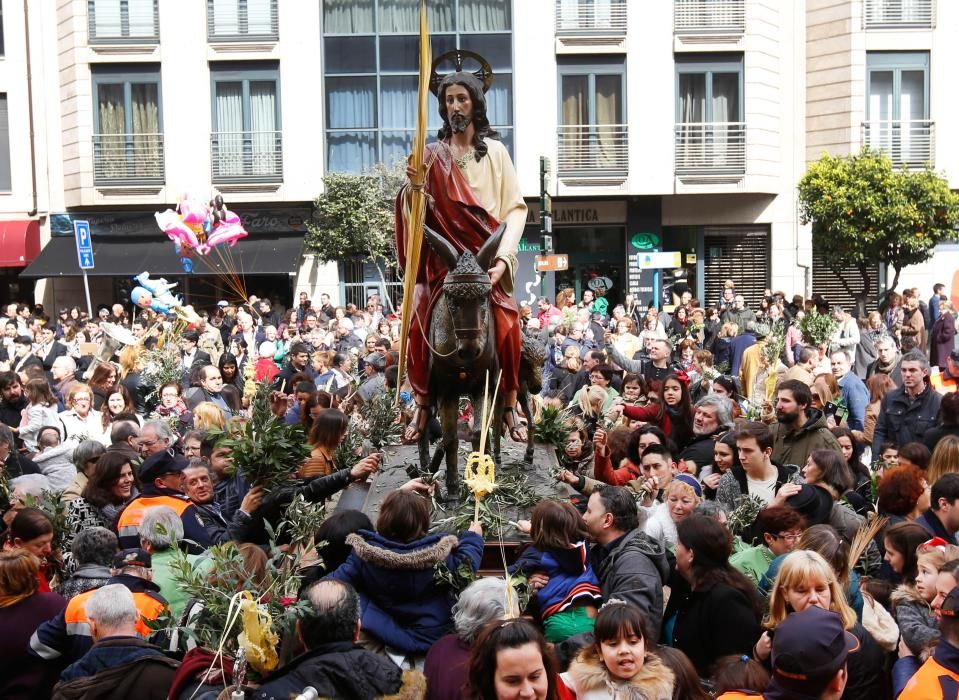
left=0, top=279, right=959, bottom=699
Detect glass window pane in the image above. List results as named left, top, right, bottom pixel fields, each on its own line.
left=678, top=73, right=705, bottom=123
left=212, top=0, right=239, bottom=35
left=325, top=37, right=376, bottom=74
left=326, top=77, right=376, bottom=129
left=459, top=0, right=511, bottom=31
left=130, top=83, right=159, bottom=133
left=429, top=0, right=456, bottom=32
left=97, top=84, right=126, bottom=134
left=486, top=73, right=512, bottom=125
left=381, top=76, right=417, bottom=128
left=382, top=130, right=414, bottom=166
left=460, top=34, right=511, bottom=72
left=323, top=0, right=373, bottom=33
left=250, top=81, right=278, bottom=132
left=595, top=74, right=622, bottom=124
left=711, top=73, right=739, bottom=122
left=379, top=36, right=419, bottom=72
left=327, top=131, right=376, bottom=173
left=128, top=0, right=156, bottom=37
left=246, top=0, right=274, bottom=34
left=868, top=70, right=893, bottom=121
left=93, top=0, right=122, bottom=37
left=378, top=0, right=417, bottom=32
left=900, top=70, right=926, bottom=121
left=0, top=95, right=10, bottom=191
left=214, top=82, right=244, bottom=133
left=561, top=75, right=588, bottom=125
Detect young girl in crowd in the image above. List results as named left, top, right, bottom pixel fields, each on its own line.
left=561, top=420, right=593, bottom=476
left=883, top=522, right=931, bottom=586
left=893, top=539, right=959, bottom=657
left=19, top=378, right=59, bottom=453
left=512, top=501, right=602, bottom=644
left=611, top=373, right=648, bottom=429
left=644, top=474, right=703, bottom=550
left=699, top=432, right=738, bottom=500
left=560, top=601, right=674, bottom=699
left=617, top=373, right=694, bottom=451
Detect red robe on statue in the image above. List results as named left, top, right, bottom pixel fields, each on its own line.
left=396, top=141, right=521, bottom=397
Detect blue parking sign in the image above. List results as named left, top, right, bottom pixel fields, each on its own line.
left=74, top=220, right=94, bottom=270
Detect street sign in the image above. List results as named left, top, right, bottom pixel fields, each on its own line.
left=74, top=220, right=94, bottom=269
left=636, top=251, right=682, bottom=269
left=535, top=254, right=569, bottom=272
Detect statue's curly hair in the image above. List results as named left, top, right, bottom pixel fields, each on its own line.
left=436, top=72, right=500, bottom=162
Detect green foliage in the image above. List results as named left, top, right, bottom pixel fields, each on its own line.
left=333, top=414, right=364, bottom=472
left=728, top=494, right=766, bottom=540
left=21, top=490, right=70, bottom=579
left=533, top=404, right=572, bottom=449
left=141, top=340, right=185, bottom=401
left=434, top=559, right=479, bottom=593
left=305, top=161, right=406, bottom=265
left=211, top=382, right=311, bottom=489
left=798, top=147, right=959, bottom=298
left=359, top=389, right=404, bottom=449
left=273, top=493, right=327, bottom=554
left=798, top=309, right=839, bottom=347
left=759, top=321, right=786, bottom=366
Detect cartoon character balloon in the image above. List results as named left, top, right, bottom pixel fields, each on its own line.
left=155, top=192, right=249, bottom=272
left=131, top=272, right=200, bottom=322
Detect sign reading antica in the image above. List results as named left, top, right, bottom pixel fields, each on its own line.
left=526, top=200, right=626, bottom=226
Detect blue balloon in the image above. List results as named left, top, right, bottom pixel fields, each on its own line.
left=180, top=257, right=193, bottom=273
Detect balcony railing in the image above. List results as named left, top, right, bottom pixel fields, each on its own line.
left=674, top=0, right=745, bottom=35
left=211, top=130, right=283, bottom=182
left=557, top=124, right=628, bottom=176
left=208, top=0, right=278, bottom=41
left=862, top=120, right=935, bottom=168
left=555, top=0, right=627, bottom=35
left=674, top=122, right=746, bottom=175
left=88, top=0, right=159, bottom=44
left=93, top=133, right=164, bottom=184
left=864, top=0, right=934, bottom=28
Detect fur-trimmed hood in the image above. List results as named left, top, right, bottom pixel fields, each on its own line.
left=346, top=531, right=460, bottom=570
left=892, top=583, right=930, bottom=609
left=565, top=651, right=674, bottom=700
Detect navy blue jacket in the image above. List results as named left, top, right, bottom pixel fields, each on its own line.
left=327, top=529, right=484, bottom=654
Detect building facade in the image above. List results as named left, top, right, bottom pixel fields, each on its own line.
left=4, top=0, right=957, bottom=313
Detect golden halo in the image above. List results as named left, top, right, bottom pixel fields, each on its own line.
left=429, top=49, right=494, bottom=96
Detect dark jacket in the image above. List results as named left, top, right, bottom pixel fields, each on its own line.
left=0, top=591, right=67, bottom=700
left=769, top=408, right=842, bottom=470
left=53, top=636, right=178, bottom=700
left=589, top=529, right=670, bottom=642
left=327, top=529, right=484, bottom=654
left=931, top=312, right=957, bottom=369
left=679, top=429, right=725, bottom=473
left=924, top=424, right=959, bottom=452
left=872, top=383, right=942, bottom=456
left=510, top=541, right=601, bottom=619
left=252, top=642, right=406, bottom=700
left=273, top=361, right=314, bottom=395
left=866, top=356, right=903, bottom=387
left=669, top=581, right=762, bottom=676
left=54, top=564, right=112, bottom=600
left=0, top=393, right=28, bottom=432
left=715, top=462, right=802, bottom=512
left=915, top=507, right=958, bottom=545
left=423, top=634, right=471, bottom=700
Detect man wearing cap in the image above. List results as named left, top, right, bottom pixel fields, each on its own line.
left=29, top=548, right=167, bottom=665
left=897, top=584, right=959, bottom=698
left=357, top=352, right=388, bottom=404
left=931, top=349, right=959, bottom=394
left=717, top=606, right=855, bottom=700
left=116, top=451, right=213, bottom=553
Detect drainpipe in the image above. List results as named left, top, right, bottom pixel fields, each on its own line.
left=23, top=0, right=38, bottom=217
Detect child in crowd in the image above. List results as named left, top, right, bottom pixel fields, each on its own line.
left=894, top=539, right=959, bottom=657
left=19, top=378, right=59, bottom=453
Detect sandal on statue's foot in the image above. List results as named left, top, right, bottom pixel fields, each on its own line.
left=404, top=403, right=430, bottom=442
left=504, top=406, right=528, bottom=442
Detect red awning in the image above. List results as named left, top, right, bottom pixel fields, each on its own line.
left=0, top=220, right=40, bottom=267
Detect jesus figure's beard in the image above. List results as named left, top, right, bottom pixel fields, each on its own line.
left=449, top=113, right=472, bottom=134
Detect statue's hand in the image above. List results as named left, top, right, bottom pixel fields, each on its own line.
left=488, top=259, right=508, bottom=287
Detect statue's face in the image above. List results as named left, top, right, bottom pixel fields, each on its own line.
left=444, top=84, right=473, bottom=134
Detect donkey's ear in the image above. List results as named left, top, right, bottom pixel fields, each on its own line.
left=423, top=224, right=458, bottom=270
left=476, top=222, right=507, bottom=271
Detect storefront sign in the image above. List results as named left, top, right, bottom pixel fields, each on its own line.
left=51, top=208, right=311, bottom=238
left=637, top=251, right=682, bottom=269
left=526, top=200, right=626, bottom=226
left=535, top=254, right=569, bottom=272
left=630, top=232, right=661, bottom=250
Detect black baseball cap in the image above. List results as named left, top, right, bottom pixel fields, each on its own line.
left=770, top=606, right=859, bottom=695
left=113, top=548, right=152, bottom=570
left=138, top=450, right=188, bottom=484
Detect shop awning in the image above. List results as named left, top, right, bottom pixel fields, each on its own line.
left=19, top=234, right=304, bottom=278
left=0, top=220, right=41, bottom=267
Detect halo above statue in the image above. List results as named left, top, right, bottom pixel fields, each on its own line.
left=429, top=49, right=494, bottom=95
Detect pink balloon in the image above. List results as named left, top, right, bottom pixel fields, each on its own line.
left=178, top=195, right=209, bottom=227
left=155, top=210, right=200, bottom=248
left=199, top=222, right=248, bottom=254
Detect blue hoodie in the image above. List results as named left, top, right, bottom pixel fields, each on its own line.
left=510, top=541, right=601, bottom=619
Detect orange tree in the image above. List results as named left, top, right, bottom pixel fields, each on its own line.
left=798, top=147, right=959, bottom=314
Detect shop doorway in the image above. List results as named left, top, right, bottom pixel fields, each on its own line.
left=554, top=226, right=625, bottom=309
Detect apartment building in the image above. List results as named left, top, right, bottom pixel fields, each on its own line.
left=4, top=0, right=957, bottom=312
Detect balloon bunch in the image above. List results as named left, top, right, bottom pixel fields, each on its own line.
left=155, top=193, right=249, bottom=273
left=130, top=272, right=199, bottom=322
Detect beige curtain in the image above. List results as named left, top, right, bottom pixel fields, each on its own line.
left=131, top=83, right=160, bottom=177
left=98, top=85, right=125, bottom=178
left=595, top=75, right=619, bottom=167
left=561, top=76, right=587, bottom=169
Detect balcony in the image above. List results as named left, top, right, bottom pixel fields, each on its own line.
left=208, top=0, right=278, bottom=42
left=674, top=122, right=746, bottom=175
left=674, top=0, right=745, bottom=36
left=864, top=0, right=935, bottom=29
left=555, top=0, right=626, bottom=36
left=93, top=133, right=164, bottom=185
left=556, top=124, right=628, bottom=177
left=211, top=130, right=283, bottom=183
left=862, top=120, right=935, bottom=168
left=87, top=0, right=159, bottom=44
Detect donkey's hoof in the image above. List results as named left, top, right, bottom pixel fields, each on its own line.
left=436, top=481, right=462, bottom=504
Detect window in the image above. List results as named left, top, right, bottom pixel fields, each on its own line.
left=557, top=57, right=627, bottom=174
left=865, top=52, right=931, bottom=167
left=322, top=0, right=513, bottom=174
left=555, top=0, right=627, bottom=35
left=675, top=54, right=744, bottom=173
left=210, top=63, right=282, bottom=181
left=0, top=1, right=5, bottom=57
left=91, top=66, right=163, bottom=184
left=0, top=94, right=10, bottom=191
left=88, top=0, right=158, bottom=43
left=208, top=0, right=278, bottom=41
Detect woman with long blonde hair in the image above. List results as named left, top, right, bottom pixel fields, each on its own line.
left=757, top=549, right=884, bottom=700
left=192, top=402, right=226, bottom=431
left=118, top=345, right=148, bottom=414
left=928, top=434, right=959, bottom=485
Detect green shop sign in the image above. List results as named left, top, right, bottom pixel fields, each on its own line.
left=630, top=233, right=660, bottom=250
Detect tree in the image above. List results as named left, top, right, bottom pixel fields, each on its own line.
left=798, top=147, right=959, bottom=315
left=305, top=161, right=406, bottom=308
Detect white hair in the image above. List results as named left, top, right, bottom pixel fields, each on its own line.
left=452, top=577, right=519, bottom=643
left=10, top=473, right=51, bottom=500
left=137, top=505, right=183, bottom=550
left=140, top=419, right=174, bottom=443
left=338, top=318, right=354, bottom=331
left=258, top=341, right=276, bottom=357
left=52, top=355, right=77, bottom=373
left=85, top=583, right=139, bottom=631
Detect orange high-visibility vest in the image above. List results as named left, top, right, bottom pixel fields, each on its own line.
left=116, top=495, right=193, bottom=543
left=66, top=586, right=167, bottom=638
